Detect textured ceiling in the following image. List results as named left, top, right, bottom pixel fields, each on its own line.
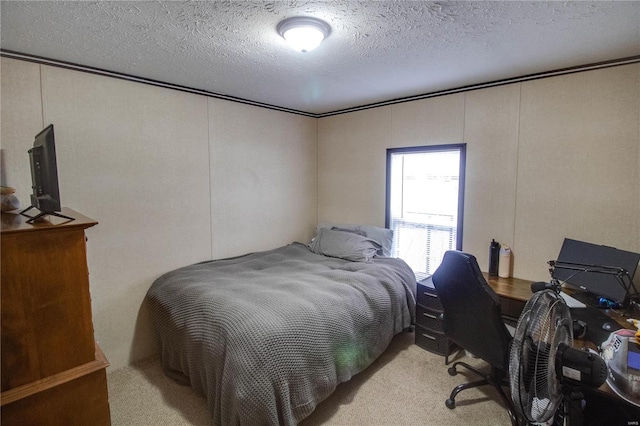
left=1, top=1, right=639, bottom=115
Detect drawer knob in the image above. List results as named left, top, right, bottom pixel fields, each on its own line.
left=422, top=333, right=436, bottom=340
left=423, top=312, right=437, bottom=320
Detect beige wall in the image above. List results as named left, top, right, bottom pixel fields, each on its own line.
left=209, top=99, right=317, bottom=258
left=0, top=58, right=318, bottom=370
left=515, top=66, right=639, bottom=279
left=318, top=64, right=640, bottom=282
left=317, top=106, right=391, bottom=225
left=2, top=57, right=639, bottom=371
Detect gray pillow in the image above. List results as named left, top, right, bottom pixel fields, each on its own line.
left=317, top=222, right=394, bottom=257
left=309, top=228, right=382, bottom=263
left=357, top=224, right=394, bottom=257
left=331, top=226, right=366, bottom=237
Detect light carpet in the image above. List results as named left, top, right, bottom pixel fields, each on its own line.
left=107, top=331, right=511, bottom=425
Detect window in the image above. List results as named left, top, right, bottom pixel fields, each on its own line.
left=386, top=144, right=466, bottom=279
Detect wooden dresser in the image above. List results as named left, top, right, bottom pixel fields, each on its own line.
left=1, top=208, right=110, bottom=425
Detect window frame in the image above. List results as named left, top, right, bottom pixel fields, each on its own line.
left=385, top=144, right=467, bottom=256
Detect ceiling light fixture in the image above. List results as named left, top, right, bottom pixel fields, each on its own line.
left=277, top=17, right=331, bottom=53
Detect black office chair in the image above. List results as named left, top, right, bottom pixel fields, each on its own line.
left=432, top=250, right=518, bottom=426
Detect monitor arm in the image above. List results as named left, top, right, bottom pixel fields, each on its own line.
left=548, top=259, right=639, bottom=308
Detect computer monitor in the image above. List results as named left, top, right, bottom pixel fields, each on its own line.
left=19, top=124, right=74, bottom=224
left=553, top=238, right=640, bottom=307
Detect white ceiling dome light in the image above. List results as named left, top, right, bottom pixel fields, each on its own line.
left=277, top=17, right=331, bottom=53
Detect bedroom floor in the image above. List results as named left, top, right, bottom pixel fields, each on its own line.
left=107, top=332, right=510, bottom=425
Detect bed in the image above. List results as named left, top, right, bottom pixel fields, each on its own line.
left=146, top=226, right=416, bottom=425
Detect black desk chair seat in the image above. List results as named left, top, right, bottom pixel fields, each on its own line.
left=432, top=250, right=518, bottom=426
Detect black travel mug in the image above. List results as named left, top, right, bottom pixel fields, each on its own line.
left=489, top=239, right=500, bottom=276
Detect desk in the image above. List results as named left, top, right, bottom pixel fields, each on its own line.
left=482, top=273, right=640, bottom=419
left=482, top=272, right=630, bottom=334
left=483, top=273, right=531, bottom=322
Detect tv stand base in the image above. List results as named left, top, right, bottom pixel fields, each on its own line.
left=19, top=205, right=75, bottom=224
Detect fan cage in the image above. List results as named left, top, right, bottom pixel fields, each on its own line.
left=510, top=290, right=573, bottom=423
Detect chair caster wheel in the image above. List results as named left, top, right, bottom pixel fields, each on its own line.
left=448, top=366, right=457, bottom=376
left=445, top=398, right=456, bottom=409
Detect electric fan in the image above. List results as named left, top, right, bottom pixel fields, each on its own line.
left=509, top=289, right=608, bottom=425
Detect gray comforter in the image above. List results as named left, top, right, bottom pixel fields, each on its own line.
left=146, top=242, right=416, bottom=425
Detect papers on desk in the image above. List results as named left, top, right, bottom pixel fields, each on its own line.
left=560, top=291, right=586, bottom=308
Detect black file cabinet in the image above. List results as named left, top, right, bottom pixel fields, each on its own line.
left=414, top=277, right=457, bottom=364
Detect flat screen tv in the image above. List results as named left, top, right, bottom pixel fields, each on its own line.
left=553, top=238, right=640, bottom=307
left=19, top=124, right=74, bottom=223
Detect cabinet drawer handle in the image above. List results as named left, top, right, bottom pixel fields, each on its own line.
left=423, top=312, right=437, bottom=320
left=423, top=292, right=438, bottom=298
left=422, top=333, right=436, bottom=340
